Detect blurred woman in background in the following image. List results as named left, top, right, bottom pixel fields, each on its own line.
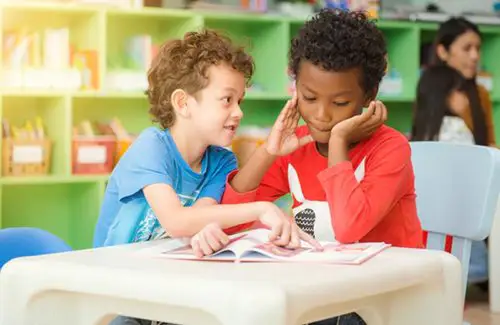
left=429, top=17, right=495, bottom=147
left=411, top=16, right=494, bottom=292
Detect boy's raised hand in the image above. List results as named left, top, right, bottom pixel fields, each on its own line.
left=190, top=223, right=230, bottom=258
left=330, top=100, right=387, bottom=144
left=265, top=93, right=314, bottom=156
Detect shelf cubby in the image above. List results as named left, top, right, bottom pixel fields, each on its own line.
left=72, top=96, right=151, bottom=136
left=2, top=94, right=70, bottom=176
left=1, top=4, right=103, bottom=91
left=1, top=2, right=500, bottom=248
left=203, top=14, right=289, bottom=95
left=1, top=182, right=103, bottom=249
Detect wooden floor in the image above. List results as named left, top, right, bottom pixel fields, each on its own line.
left=464, top=285, right=500, bottom=325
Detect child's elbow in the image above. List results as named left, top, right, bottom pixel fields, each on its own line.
left=165, top=227, right=191, bottom=238
left=334, top=227, right=362, bottom=244
left=160, top=218, right=194, bottom=238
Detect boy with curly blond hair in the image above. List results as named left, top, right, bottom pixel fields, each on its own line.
left=94, top=29, right=319, bottom=325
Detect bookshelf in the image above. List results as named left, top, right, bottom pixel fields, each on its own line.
left=1, top=2, right=500, bottom=249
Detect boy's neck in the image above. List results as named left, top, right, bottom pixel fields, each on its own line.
left=169, top=124, right=207, bottom=172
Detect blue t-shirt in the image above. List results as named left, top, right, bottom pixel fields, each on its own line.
left=93, top=127, right=238, bottom=247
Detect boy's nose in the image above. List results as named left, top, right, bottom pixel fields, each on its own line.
left=314, top=104, right=330, bottom=121
left=232, top=104, right=243, bottom=119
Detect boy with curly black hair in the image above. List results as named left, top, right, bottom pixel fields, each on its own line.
left=222, top=9, right=423, bottom=324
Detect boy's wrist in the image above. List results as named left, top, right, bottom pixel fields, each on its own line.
left=328, top=136, right=349, bottom=167
left=258, top=143, right=279, bottom=162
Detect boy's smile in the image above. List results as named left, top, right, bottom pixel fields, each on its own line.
left=296, top=61, right=368, bottom=146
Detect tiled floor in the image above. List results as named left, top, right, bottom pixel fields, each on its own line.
left=464, top=285, right=500, bottom=325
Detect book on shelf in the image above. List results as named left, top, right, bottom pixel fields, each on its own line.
left=143, top=228, right=390, bottom=265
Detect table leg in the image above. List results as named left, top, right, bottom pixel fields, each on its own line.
left=489, top=199, right=500, bottom=313
left=212, top=285, right=289, bottom=325
left=368, top=251, right=463, bottom=325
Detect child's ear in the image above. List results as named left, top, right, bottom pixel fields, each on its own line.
left=171, top=89, right=189, bottom=118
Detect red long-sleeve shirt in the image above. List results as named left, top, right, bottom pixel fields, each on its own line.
left=223, top=125, right=423, bottom=248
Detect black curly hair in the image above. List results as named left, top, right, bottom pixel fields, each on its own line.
left=290, top=9, right=387, bottom=94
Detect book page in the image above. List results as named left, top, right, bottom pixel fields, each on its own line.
left=242, top=242, right=310, bottom=260
left=289, top=242, right=390, bottom=264
left=159, top=233, right=247, bottom=260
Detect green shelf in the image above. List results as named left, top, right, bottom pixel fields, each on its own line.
left=1, top=2, right=500, bottom=249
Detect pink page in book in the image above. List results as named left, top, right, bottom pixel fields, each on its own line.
left=250, top=242, right=309, bottom=258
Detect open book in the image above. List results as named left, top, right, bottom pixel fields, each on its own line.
left=156, top=229, right=390, bottom=265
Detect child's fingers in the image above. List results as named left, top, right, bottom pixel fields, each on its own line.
left=378, top=100, right=388, bottom=122
left=268, top=223, right=283, bottom=242
left=288, top=225, right=301, bottom=249
left=198, top=232, right=214, bottom=256
left=288, top=103, right=301, bottom=129
left=298, top=229, right=323, bottom=251
left=205, top=229, right=224, bottom=252
left=365, top=101, right=386, bottom=130
left=191, top=237, right=204, bottom=258
left=210, top=225, right=230, bottom=248
left=360, top=101, right=376, bottom=123
left=275, top=100, right=290, bottom=124
left=273, top=222, right=291, bottom=247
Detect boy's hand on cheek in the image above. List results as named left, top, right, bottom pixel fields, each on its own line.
left=265, top=92, right=313, bottom=156
left=330, top=100, right=387, bottom=144
left=190, top=223, right=229, bottom=258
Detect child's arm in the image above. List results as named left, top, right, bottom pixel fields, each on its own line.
left=323, top=101, right=411, bottom=243
left=116, top=128, right=302, bottom=247
left=144, top=182, right=292, bottom=240
left=224, top=94, right=312, bottom=198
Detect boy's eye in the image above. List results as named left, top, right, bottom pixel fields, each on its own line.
left=222, top=97, right=231, bottom=104
left=303, top=95, right=316, bottom=102
left=334, top=101, right=350, bottom=107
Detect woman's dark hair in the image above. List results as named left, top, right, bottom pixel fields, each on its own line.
left=425, top=17, right=488, bottom=146
left=412, top=65, right=466, bottom=141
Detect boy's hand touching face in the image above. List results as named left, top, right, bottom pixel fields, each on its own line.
left=265, top=92, right=313, bottom=156
left=190, top=223, right=230, bottom=258
left=330, top=100, right=387, bottom=144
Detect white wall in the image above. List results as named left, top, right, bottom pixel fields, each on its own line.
left=382, top=0, right=495, bottom=14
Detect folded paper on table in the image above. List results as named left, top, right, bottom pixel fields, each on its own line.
left=141, top=229, right=390, bottom=265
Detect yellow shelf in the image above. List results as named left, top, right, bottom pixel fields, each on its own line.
left=0, top=174, right=109, bottom=185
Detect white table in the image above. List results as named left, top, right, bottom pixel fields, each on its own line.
left=0, top=239, right=464, bottom=325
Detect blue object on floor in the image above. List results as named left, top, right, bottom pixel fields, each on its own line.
left=0, top=227, right=72, bottom=269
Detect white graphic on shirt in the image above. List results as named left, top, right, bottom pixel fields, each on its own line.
left=438, top=116, right=475, bottom=145
left=288, top=159, right=366, bottom=242
left=133, top=191, right=199, bottom=242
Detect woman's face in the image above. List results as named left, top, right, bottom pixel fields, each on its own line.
left=438, top=30, right=481, bottom=79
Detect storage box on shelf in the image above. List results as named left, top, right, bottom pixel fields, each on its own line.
left=72, top=135, right=116, bottom=175
left=2, top=138, right=52, bottom=176
left=72, top=117, right=136, bottom=174
left=1, top=1, right=500, bottom=248
left=1, top=94, right=67, bottom=176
